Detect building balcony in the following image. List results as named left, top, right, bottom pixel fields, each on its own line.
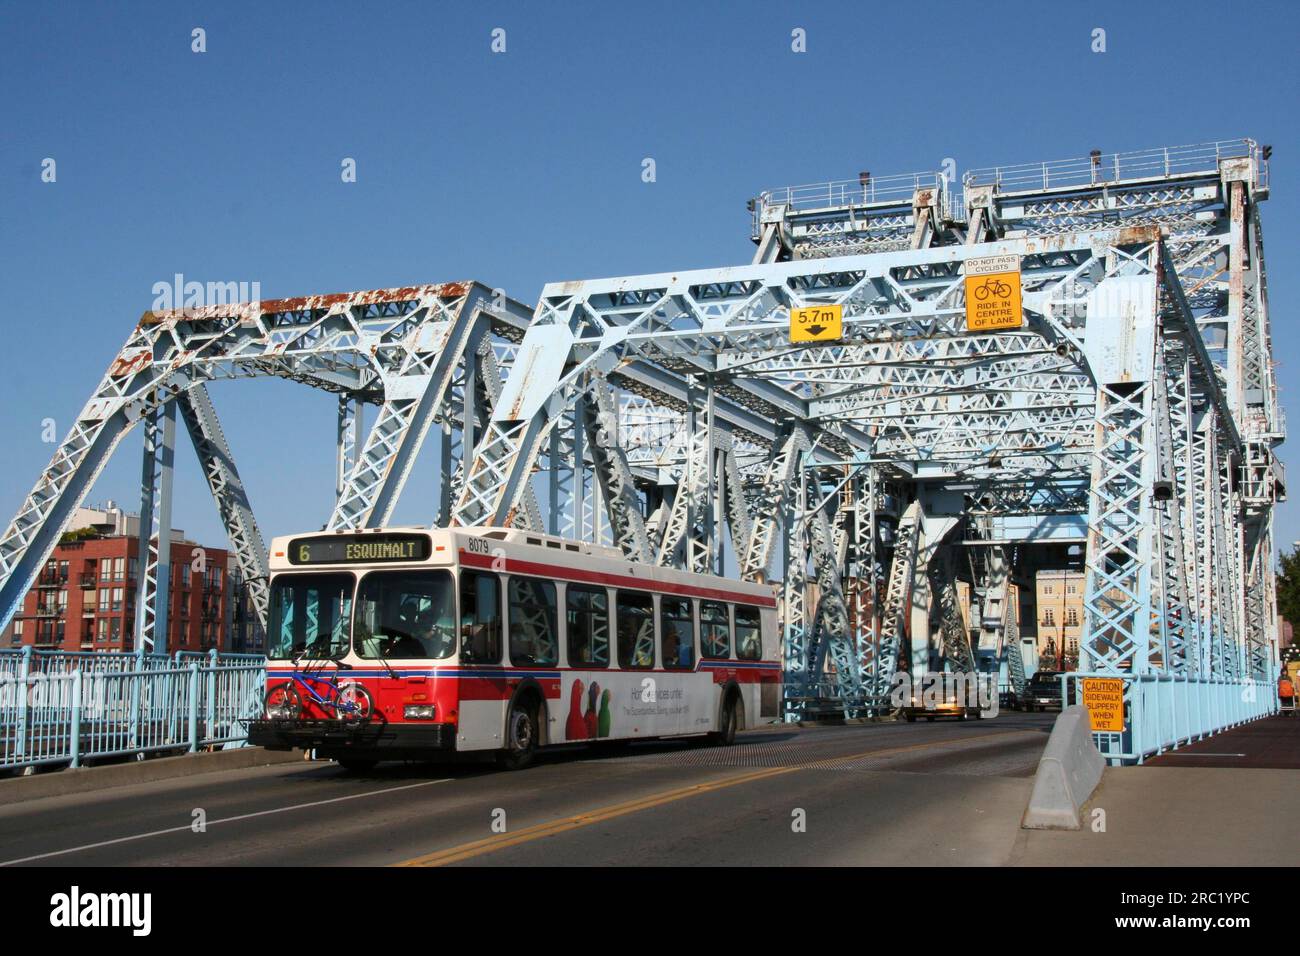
left=79, top=574, right=97, bottom=589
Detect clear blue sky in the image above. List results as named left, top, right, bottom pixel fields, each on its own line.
left=2, top=0, right=1299, bottom=559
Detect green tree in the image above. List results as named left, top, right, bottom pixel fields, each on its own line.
left=1279, top=546, right=1300, bottom=631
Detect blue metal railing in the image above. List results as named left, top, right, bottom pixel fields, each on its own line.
left=0, top=648, right=266, bottom=770
left=1060, top=671, right=1276, bottom=765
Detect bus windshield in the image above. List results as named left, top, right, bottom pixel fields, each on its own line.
left=268, top=573, right=354, bottom=661
left=354, top=569, right=456, bottom=660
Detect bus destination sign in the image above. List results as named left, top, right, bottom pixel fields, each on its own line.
left=288, top=533, right=431, bottom=565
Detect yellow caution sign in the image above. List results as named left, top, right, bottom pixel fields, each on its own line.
left=964, top=254, right=1022, bottom=331
left=1080, top=677, right=1125, bottom=732
left=790, top=304, right=843, bottom=343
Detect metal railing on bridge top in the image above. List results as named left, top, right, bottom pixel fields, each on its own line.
left=962, top=138, right=1266, bottom=193
left=0, top=648, right=266, bottom=771
left=1060, top=671, right=1276, bottom=766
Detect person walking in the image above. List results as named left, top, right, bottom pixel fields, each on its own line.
left=1279, top=671, right=1295, bottom=715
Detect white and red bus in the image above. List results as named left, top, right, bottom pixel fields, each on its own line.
left=248, top=527, right=780, bottom=771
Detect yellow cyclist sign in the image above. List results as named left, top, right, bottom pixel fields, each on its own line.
left=964, top=254, right=1022, bottom=331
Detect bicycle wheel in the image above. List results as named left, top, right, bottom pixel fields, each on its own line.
left=335, top=681, right=376, bottom=723
left=974, top=283, right=992, bottom=301
left=265, top=681, right=303, bottom=719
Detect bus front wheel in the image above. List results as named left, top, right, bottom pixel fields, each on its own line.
left=498, top=699, right=539, bottom=770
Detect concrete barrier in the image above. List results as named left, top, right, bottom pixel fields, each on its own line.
left=0, top=746, right=303, bottom=805
left=1021, top=705, right=1105, bottom=830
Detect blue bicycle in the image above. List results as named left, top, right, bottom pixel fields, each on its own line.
left=264, top=664, right=375, bottom=723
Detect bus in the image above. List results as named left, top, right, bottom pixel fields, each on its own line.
left=247, top=526, right=780, bottom=771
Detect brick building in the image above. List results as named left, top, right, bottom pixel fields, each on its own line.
left=1034, top=569, right=1084, bottom=668
left=5, top=505, right=232, bottom=653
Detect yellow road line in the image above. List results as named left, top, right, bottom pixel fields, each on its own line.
left=394, top=728, right=1037, bottom=867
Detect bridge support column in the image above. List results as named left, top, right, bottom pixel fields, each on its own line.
left=910, top=494, right=959, bottom=680
left=133, top=399, right=176, bottom=654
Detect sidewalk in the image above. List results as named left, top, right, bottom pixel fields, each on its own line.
left=1013, top=716, right=1300, bottom=865
left=1147, top=712, right=1300, bottom=769
left=0, top=747, right=302, bottom=806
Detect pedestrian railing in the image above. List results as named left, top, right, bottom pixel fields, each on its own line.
left=1060, top=671, right=1276, bottom=765
left=0, top=648, right=266, bottom=771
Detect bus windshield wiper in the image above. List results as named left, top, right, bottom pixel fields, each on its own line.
left=373, top=646, right=399, bottom=680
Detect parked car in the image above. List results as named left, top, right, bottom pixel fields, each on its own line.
left=1022, top=671, right=1076, bottom=712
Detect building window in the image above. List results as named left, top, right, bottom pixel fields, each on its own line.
left=97, top=619, right=108, bottom=642
left=99, top=590, right=110, bottom=612
left=112, top=588, right=123, bottom=611
left=181, top=564, right=191, bottom=587
left=109, top=618, right=121, bottom=643
left=1043, top=609, right=1055, bottom=626
left=58, top=560, right=69, bottom=582
left=100, top=561, right=111, bottom=583
left=1066, top=608, right=1079, bottom=627
left=113, top=557, right=124, bottom=581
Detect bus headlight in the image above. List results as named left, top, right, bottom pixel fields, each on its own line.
left=404, top=704, right=437, bottom=720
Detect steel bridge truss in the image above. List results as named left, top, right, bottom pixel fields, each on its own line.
left=0, top=141, right=1283, bottom=732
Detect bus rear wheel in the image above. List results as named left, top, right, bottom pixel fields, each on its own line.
left=710, top=696, right=738, bottom=746
left=498, top=699, right=539, bottom=771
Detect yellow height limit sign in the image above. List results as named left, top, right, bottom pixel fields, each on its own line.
left=790, top=304, right=842, bottom=343
left=964, top=254, right=1022, bottom=331
left=1080, top=678, right=1125, bottom=733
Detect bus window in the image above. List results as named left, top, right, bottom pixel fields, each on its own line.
left=660, top=598, right=695, bottom=670
left=355, top=570, right=455, bottom=659
left=735, top=605, right=762, bottom=661
left=700, top=600, right=730, bottom=659
left=268, top=573, right=353, bottom=660
left=460, top=570, right=502, bottom=664
left=566, top=585, right=609, bottom=668
left=508, top=577, right=558, bottom=667
left=616, top=590, right=655, bottom=669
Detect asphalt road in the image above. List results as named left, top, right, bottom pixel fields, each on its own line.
left=0, top=712, right=1056, bottom=867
